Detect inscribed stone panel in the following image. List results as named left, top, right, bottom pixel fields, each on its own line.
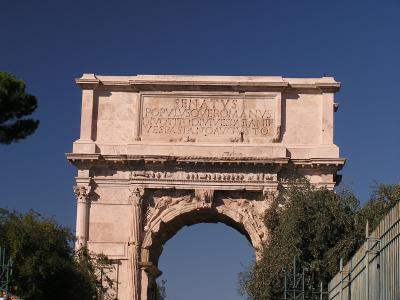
left=139, top=94, right=280, bottom=143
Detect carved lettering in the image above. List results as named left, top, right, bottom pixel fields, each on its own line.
left=141, top=96, right=276, bottom=141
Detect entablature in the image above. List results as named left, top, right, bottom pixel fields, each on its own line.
left=67, top=153, right=345, bottom=190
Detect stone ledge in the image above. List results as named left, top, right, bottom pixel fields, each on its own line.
left=70, top=141, right=342, bottom=160
left=66, top=153, right=345, bottom=170
left=66, top=153, right=289, bottom=165
left=75, top=74, right=340, bottom=92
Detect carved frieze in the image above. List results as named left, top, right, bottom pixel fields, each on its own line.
left=130, top=170, right=276, bottom=183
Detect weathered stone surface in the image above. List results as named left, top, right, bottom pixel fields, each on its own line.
left=68, top=74, right=345, bottom=300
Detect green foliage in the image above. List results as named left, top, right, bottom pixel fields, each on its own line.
left=239, top=180, right=400, bottom=300
left=75, top=248, right=116, bottom=300
left=0, top=72, right=39, bottom=144
left=0, top=210, right=115, bottom=300
left=155, top=279, right=167, bottom=300
left=359, top=183, right=400, bottom=231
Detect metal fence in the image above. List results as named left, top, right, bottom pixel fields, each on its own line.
left=328, top=201, right=400, bottom=300
left=0, top=247, right=13, bottom=300
left=283, top=256, right=328, bottom=300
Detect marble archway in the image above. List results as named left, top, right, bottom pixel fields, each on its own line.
left=68, top=74, right=345, bottom=300
left=133, top=188, right=272, bottom=300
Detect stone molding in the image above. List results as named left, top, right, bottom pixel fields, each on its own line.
left=75, top=73, right=100, bottom=89
left=67, top=153, right=345, bottom=170
left=75, top=74, right=340, bottom=93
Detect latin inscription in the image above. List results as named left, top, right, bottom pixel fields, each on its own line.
left=141, top=96, right=276, bottom=141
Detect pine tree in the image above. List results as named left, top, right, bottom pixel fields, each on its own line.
left=0, top=72, right=39, bottom=144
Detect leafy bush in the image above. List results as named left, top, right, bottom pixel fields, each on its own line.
left=239, top=180, right=400, bottom=300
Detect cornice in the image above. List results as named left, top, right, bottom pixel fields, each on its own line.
left=75, top=73, right=100, bottom=89
left=66, top=153, right=290, bottom=166
left=67, top=153, right=347, bottom=171
left=67, top=153, right=101, bottom=162
left=291, top=158, right=346, bottom=170
left=74, top=74, right=341, bottom=93
left=128, top=78, right=288, bottom=93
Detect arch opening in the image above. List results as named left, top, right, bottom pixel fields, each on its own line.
left=157, top=222, right=254, bottom=300
left=139, top=189, right=270, bottom=299
left=146, top=207, right=254, bottom=265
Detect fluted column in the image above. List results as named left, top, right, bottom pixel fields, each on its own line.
left=128, top=187, right=144, bottom=300
left=74, top=185, right=91, bottom=250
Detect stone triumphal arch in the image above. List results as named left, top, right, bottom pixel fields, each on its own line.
left=67, top=74, right=345, bottom=299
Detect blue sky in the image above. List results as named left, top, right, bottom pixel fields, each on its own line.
left=1, top=1, right=399, bottom=299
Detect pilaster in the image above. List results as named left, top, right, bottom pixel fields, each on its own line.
left=74, top=74, right=100, bottom=153
left=321, top=92, right=334, bottom=144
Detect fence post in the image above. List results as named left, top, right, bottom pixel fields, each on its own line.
left=329, top=202, right=399, bottom=300
left=301, top=267, right=304, bottom=300
left=293, top=258, right=296, bottom=299
left=366, top=221, right=369, bottom=300
left=0, top=247, right=13, bottom=300
left=339, top=258, right=343, bottom=300
left=320, top=282, right=323, bottom=300
left=284, top=269, right=287, bottom=300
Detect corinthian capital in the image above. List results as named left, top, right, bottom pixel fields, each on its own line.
left=263, top=187, right=277, bottom=203
left=129, top=187, right=144, bottom=206
left=74, top=185, right=91, bottom=203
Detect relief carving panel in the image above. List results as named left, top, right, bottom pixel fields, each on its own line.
left=130, top=170, right=277, bottom=183
left=142, top=190, right=270, bottom=242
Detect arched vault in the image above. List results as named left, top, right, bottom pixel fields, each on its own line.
left=141, top=193, right=269, bottom=266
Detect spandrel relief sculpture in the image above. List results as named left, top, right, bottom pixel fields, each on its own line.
left=144, top=193, right=194, bottom=231
left=220, top=197, right=269, bottom=240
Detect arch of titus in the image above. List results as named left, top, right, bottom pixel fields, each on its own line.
left=67, top=74, right=345, bottom=299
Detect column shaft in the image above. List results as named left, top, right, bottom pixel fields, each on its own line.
left=74, top=186, right=90, bottom=250
left=129, top=188, right=144, bottom=300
